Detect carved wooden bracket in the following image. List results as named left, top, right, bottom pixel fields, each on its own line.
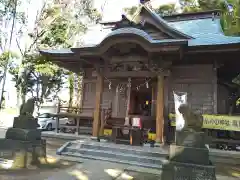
left=149, top=59, right=172, bottom=75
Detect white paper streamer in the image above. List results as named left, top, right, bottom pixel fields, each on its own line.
left=173, top=91, right=187, bottom=131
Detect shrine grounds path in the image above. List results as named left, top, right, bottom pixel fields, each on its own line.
left=0, top=128, right=239, bottom=180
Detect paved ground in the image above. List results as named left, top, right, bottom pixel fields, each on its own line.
left=0, top=128, right=239, bottom=179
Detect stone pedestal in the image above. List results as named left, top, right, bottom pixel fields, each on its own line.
left=6, top=115, right=41, bottom=142
left=162, top=131, right=216, bottom=180
left=0, top=115, right=46, bottom=169
left=162, top=161, right=216, bottom=180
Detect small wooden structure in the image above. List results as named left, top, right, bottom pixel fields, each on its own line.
left=40, top=5, right=240, bottom=144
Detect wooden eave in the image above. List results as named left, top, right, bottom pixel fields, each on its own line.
left=186, top=43, right=240, bottom=54
left=40, top=35, right=187, bottom=73
left=40, top=50, right=101, bottom=73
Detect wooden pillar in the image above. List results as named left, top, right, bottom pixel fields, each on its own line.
left=151, top=84, right=155, bottom=116
left=213, top=69, right=218, bottom=114
left=56, top=101, right=61, bottom=133
left=125, top=78, right=131, bottom=117
left=164, top=76, right=170, bottom=143
left=99, top=109, right=105, bottom=136
left=92, top=72, right=104, bottom=138
left=114, top=85, right=119, bottom=117
left=156, top=75, right=164, bottom=143
left=79, top=76, right=85, bottom=110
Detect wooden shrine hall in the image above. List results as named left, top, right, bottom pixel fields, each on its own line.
left=40, top=4, right=240, bottom=145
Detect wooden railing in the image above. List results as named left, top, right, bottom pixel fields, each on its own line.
left=54, top=102, right=112, bottom=135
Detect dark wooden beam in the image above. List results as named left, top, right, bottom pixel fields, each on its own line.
left=187, top=44, right=240, bottom=54
left=95, top=70, right=170, bottom=78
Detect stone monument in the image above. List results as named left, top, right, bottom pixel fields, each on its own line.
left=161, top=93, right=216, bottom=180
left=0, top=98, right=46, bottom=169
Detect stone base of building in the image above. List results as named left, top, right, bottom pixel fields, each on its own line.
left=161, top=161, right=216, bottom=180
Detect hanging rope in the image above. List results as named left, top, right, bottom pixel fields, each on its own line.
left=104, top=75, right=152, bottom=92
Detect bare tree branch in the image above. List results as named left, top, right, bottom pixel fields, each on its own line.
left=15, top=39, right=24, bottom=56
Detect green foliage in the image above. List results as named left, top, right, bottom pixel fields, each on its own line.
left=0, top=51, right=18, bottom=68
left=10, top=53, right=65, bottom=103
left=221, top=0, right=240, bottom=36
left=178, top=0, right=240, bottom=37
left=123, top=0, right=240, bottom=36
left=178, top=0, right=200, bottom=13
left=0, top=0, right=26, bottom=51
left=197, top=0, right=223, bottom=10
left=7, top=0, right=101, bottom=107
left=232, top=74, right=240, bottom=85
left=237, top=98, right=240, bottom=106
left=155, top=4, right=176, bottom=16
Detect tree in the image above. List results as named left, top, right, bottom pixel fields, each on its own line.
left=155, top=4, right=177, bottom=16
left=179, top=0, right=201, bottom=13
left=9, top=0, right=101, bottom=111
left=0, top=0, right=26, bottom=108
left=0, top=0, right=25, bottom=52
left=0, top=51, right=18, bottom=81
left=198, top=0, right=223, bottom=10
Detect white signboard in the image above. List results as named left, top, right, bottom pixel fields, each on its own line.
left=173, top=91, right=187, bottom=131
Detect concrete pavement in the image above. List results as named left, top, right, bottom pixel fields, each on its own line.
left=0, top=128, right=239, bottom=179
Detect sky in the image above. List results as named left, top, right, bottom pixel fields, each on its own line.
left=83, top=0, right=178, bottom=44
left=95, top=0, right=177, bottom=21
left=4, top=0, right=178, bottom=107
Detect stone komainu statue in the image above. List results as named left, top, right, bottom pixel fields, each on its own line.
left=7, top=97, right=40, bottom=141
left=20, top=97, right=36, bottom=116
left=11, top=97, right=39, bottom=130
left=178, top=104, right=203, bottom=132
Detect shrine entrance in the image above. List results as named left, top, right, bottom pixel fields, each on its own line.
left=129, top=83, right=152, bottom=117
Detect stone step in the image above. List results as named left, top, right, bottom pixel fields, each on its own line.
left=60, top=151, right=163, bottom=170
left=65, top=147, right=168, bottom=165
left=80, top=142, right=167, bottom=158
left=56, top=140, right=168, bottom=169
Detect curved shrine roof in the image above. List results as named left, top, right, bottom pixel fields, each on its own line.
left=40, top=9, right=240, bottom=55
left=169, top=18, right=240, bottom=46
left=82, top=17, right=240, bottom=47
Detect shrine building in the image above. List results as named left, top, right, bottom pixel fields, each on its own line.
left=40, top=5, right=240, bottom=143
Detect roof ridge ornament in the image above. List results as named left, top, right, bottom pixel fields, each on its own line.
left=140, top=0, right=151, bottom=4
left=140, top=0, right=153, bottom=10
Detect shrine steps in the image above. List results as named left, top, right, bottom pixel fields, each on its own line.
left=56, top=140, right=168, bottom=170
